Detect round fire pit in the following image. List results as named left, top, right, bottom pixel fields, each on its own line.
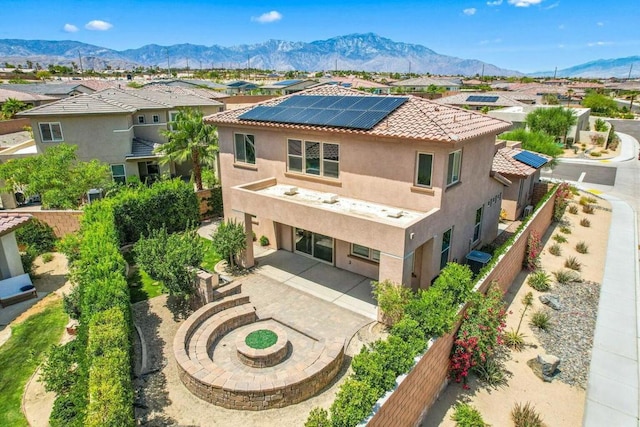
left=236, top=325, right=288, bottom=368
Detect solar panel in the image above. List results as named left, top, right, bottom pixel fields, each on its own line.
left=513, top=151, right=548, bottom=169
left=238, top=95, right=409, bottom=130
left=466, top=95, right=499, bottom=103
left=274, top=79, right=302, bottom=86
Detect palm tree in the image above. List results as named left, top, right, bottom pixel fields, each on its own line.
left=627, top=90, right=639, bottom=112
left=566, top=88, right=574, bottom=107
left=1, top=98, right=28, bottom=119
left=157, top=108, right=218, bottom=191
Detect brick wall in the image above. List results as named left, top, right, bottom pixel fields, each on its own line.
left=196, top=189, right=211, bottom=218
left=531, top=182, right=554, bottom=207
left=368, top=187, right=557, bottom=426
left=0, top=118, right=30, bottom=135
left=8, top=209, right=83, bottom=237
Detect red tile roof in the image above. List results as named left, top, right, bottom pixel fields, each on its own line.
left=0, top=214, right=31, bottom=236
left=492, top=147, right=552, bottom=177
left=204, top=85, right=512, bottom=143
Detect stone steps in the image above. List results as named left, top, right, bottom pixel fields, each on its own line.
left=213, top=281, right=242, bottom=300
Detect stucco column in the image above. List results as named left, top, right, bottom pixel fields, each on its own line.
left=378, top=251, right=413, bottom=287
left=242, top=213, right=255, bottom=268
left=1, top=232, right=25, bottom=278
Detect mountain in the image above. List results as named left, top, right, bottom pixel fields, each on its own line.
left=530, top=56, right=640, bottom=78
left=0, top=33, right=521, bottom=76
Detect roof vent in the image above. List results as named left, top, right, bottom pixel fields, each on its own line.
left=283, top=186, right=298, bottom=196
left=322, top=193, right=339, bottom=204
left=387, top=210, right=404, bottom=218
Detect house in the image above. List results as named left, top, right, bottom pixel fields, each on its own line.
left=0, top=88, right=57, bottom=108
left=259, top=79, right=319, bottom=95
left=318, top=77, right=392, bottom=94
left=17, top=88, right=224, bottom=183
left=492, top=141, right=551, bottom=220
left=224, top=81, right=259, bottom=95
left=204, top=85, right=511, bottom=289
left=436, top=92, right=528, bottom=111
left=390, top=77, right=461, bottom=93
left=143, top=79, right=229, bottom=91
left=3, top=82, right=95, bottom=99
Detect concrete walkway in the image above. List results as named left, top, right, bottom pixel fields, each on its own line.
left=583, top=196, right=640, bottom=426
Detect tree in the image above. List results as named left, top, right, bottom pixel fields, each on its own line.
left=626, top=90, right=639, bottom=111
left=157, top=107, right=218, bottom=190
left=210, top=219, right=246, bottom=269
left=1, top=98, right=29, bottom=119
left=542, top=94, right=559, bottom=105
left=582, top=92, right=618, bottom=116
left=525, top=106, right=577, bottom=145
left=500, top=128, right=563, bottom=159
left=0, top=144, right=110, bottom=209
left=565, top=88, right=574, bottom=106
left=36, top=70, right=51, bottom=81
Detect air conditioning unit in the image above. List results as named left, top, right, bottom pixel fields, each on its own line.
left=283, top=186, right=298, bottom=196
left=523, top=205, right=533, bottom=217
left=87, top=188, right=103, bottom=204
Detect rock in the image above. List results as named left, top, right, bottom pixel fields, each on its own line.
left=540, top=294, right=562, bottom=310
left=527, top=354, right=560, bottom=382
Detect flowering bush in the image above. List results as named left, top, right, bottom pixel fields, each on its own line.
left=524, top=231, right=542, bottom=271
left=553, top=182, right=571, bottom=222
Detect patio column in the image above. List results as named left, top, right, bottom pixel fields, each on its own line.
left=242, top=212, right=255, bottom=268
left=378, top=251, right=412, bottom=287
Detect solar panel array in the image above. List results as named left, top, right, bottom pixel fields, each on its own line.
left=465, top=95, right=499, bottom=103
left=238, top=95, right=408, bottom=130
left=514, top=151, right=548, bottom=168
left=273, top=79, right=302, bottom=86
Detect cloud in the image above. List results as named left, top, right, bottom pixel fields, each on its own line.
left=85, top=20, right=113, bottom=31
left=544, top=2, right=559, bottom=9
left=487, top=0, right=503, bottom=5
left=597, top=22, right=604, bottom=26
left=463, top=8, right=477, bottom=15
left=587, top=41, right=613, bottom=47
left=251, top=11, right=282, bottom=23
left=63, top=24, right=79, bottom=33
left=507, top=0, right=542, bottom=6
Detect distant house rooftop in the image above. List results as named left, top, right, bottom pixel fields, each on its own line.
left=2, top=82, right=94, bottom=97
left=436, top=92, right=527, bottom=108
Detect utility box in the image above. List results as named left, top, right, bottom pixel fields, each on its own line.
left=87, top=189, right=103, bottom=204
left=466, top=250, right=492, bottom=275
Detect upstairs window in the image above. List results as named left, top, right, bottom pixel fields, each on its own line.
left=447, top=150, right=462, bottom=186
left=234, top=133, right=256, bottom=164
left=473, top=206, right=483, bottom=243
left=415, top=152, right=433, bottom=187
left=152, top=115, right=160, bottom=123
left=110, top=164, right=126, bottom=184
left=39, top=122, right=63, bottom=142
left=137, top=115, right=145, bottom=124
left=288, top=139, right=339, bottom=178
left=440, top=227, right=453, bottom=270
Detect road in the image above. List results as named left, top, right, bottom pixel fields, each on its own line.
left=541, top=162, right=617, bottom=186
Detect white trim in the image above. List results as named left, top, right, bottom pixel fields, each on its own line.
left=287, top=138, right=340, bottom=179
left=38, top=122, right=63, bottom=142
left=415, top=151, right=434, bottom=188
left=113, top=125, right=134, bottom=133
left=446, top=150, right=462, bottom=187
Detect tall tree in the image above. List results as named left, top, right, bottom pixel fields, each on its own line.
left=157, top=108, right=218, bottom=190
left=525, top=106, right=577, bottom=146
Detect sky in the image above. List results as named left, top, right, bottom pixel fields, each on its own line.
left=2, top=0, right=638, bottom=73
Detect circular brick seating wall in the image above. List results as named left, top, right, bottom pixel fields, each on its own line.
left=173, top=294, right=345, bottom=410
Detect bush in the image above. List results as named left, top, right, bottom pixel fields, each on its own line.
left=351, top=336, right=416, bottom=393
left=42, top=252, right=54, bottom=263
left=329, top=378, right=379, bottom=427
left=372, top=279, right=412, bottom=325
left=553, top=182, right=571, bottom=221
left=524, top=231, right=542, bottom=271
left=568, top=205, right=578, bottom=214
left=575, top=241, right=589, bottom=254
left=390, top=317, right=427, bottom=355
left=259, top=235, right=269, bottom=246
left=57, top=233, right=81, bottom=263
left=527, top=271, right=551, bottom=292
left=41, top=341, right=79, bottom=394
left=512, top=402, right=545, bottom=427
left=589, top=151, right=602, bottom=157
left=552, top=234, right=567, bottom=243
left=305, top=407, right=331, bottom=427
left=553, top=269, right=579, bottom=284
left=210, top=219, right=247, bottom=269
left=559, top=225, right=571, bottom=234
left=431, top=263, right=474, bottom=306
left=16, top=218, right=57, bottom=254
left=451, top=402, right=488, bottom=427
left=406, top=287, right=458, bottom=338
left=564, top=256, right=582, bottom=271
left=583, top=204, right=595, bottom=214
left=20, top=247, right=37, bottom=275
left=580, top=218, right=591, bottom=227
left=504, top=329, right=526, bottom=351
left=530, top=310, right=552, bottom=330
left=548, top=244, right=561, bottom=256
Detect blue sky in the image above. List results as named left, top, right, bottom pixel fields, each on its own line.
left=2, top=0, right=638, bottom=73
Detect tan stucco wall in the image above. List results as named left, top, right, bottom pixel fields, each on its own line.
left=219, top=126, right=502, bottom=286
left=0, top=232, right=24, bottom=279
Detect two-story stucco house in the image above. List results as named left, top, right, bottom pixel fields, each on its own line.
left=18, top=88, right=224, bottom=183
left=205, top=86, right=512, bottom=290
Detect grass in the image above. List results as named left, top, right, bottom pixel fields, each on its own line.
left=0, top=298, right=67, bottom=427
left=200, top=237, right=222, bottom=273
left=512, top=402, right=545, bottom=427
left=128, top=268, right=164, bottom=303
left=565, top=256, right=582, bottom=271
left=530, top=310, right=552, bottom=331
left=245, top=329, right=278, bottom=349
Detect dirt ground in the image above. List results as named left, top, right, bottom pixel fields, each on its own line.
left=424, top=191, right=611, bottom=426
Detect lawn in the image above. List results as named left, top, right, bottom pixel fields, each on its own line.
left=0, top=298, right=67, bottom=427
left=200, top=237, right=222, bottom=273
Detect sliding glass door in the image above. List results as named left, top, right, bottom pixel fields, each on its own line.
left=294, top=228, right=333, bottom=263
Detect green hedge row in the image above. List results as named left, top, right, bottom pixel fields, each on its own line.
left=307, top=185, right=560, bottom=427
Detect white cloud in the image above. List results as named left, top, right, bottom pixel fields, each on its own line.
left=63, top=24, right=79, bottom=33
left=85, top=20, right=113, bottom=31
left=587, top=41, right=613, bottom=47
left=507, top=0, right=542, bottom=7
left=597, top=22, right=604, bottom=26
left=251, top=11, right=282, bottom=23
left=487, top=0, right=503, bottom=5
left=463, top=8, right=477, bottom=15
left=544, top=2, right=559, bottom=9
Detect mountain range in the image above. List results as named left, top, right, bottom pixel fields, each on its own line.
left=0, top=34, right=636, bottom=78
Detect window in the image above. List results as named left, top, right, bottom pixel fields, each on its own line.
left=415, top=152, right=433, bottom=187
left=440, top=227, right=453, bottom=270
left=446, top=150, right=462, bottom=186
left=234, top=133, right=256, bottom=164
left=288, top=139, right=339, bottom=178
left=38, top=122, right=63, bottom=142
left=169, top=111, right=179, bottom=131
left=153, top=115, right=160, bottom=123
left=473, top=206, right=483, bottom=243
left=110, top=164, right=126, bottom=184
left=137, top=115, right=145, bottom=124
left=351, top=244, right=380, bottom=263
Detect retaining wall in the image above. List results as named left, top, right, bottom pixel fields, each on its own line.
left=0, top=118, right=30, bottom=135
left=6, top=209, right=82, bottom=237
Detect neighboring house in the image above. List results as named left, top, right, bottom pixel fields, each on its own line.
left=0, top=214, right=30, bottom=279
left=3, top=82, right=95, bottom=99
left=0, top=88, right=56, bottom=108
left=492, top=141, right=552, bottom=221
left=17, top=88, right=224, bottom=183
left=436, top=92, right=527, bottom=111
left=144, top=79, right=228, bottom=91
left=488, top=105, right=590, bottom=142
left=259, top=79, right=319, bottom=95
left=205, top=85, right=511, bottom=290
left=390, top=77, right=461, bottom=93
left=224, top=81, right=259, bottom=95
left=318, top=77, right=392, bottom=94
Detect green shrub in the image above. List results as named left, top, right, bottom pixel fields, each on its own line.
left=57, top=233, right=81, bottom=263
left=564, top=256, right=582, bottom=271
left=559, top=225, right=571, bottom=234
left=210, top=219, right=247, bottom=269
left=351, top=336, right=415, bottom=393
left=451, top=402, right=488, bottom=427
left=575, top=241, right=589, bottom=254
left=527, top=271, right=551, bottom=292
left=41, top=340, right=79, bottom=395
left=405, top=287, right=458, bottom=338
left=512, top=402, right=545, bottom=427
left=589, top=151, right=602, bottom=157
left=580, top=218, right=591, bottom=227
left=259, top=235, right=269, bottom=246
left=504, top=329, right=526, bottom=351
left=206, top=186, right=223, bottom=217
left=16, top=217, right=57, bottom=254
left=568, top=205, right=578, bottom=214
left=530, top=310, right=552, bottom=330
left=552, top=234, right=567, bottom=243
left=431, top=263, right=474, bottom=306
left=548, top=244, right=561, bottom=256
left=579, top=196, right=589, bottom=206
left=42, top=252, right=54, bottom=263
left=329, top=378, right=379, bottom=427
left=305, top=407, right=331, bottom=427
left=390, top=317, right=427, bottom=355
left=20, top=246, right=37, bottom=275
left=553, top=269, right=579, bottom=284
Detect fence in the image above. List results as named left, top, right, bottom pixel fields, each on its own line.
left=7, top=209, right=82, bottom=237
left=0, top=118, right=30, bottom=135
left=368, top=185, right=557, bottom=426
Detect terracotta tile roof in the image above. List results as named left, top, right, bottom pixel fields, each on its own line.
left=204, top=85, right=512, bottom=143
left=0, top=214, right=31, bottom=236
left=492, top=147, right=552, bottom=177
